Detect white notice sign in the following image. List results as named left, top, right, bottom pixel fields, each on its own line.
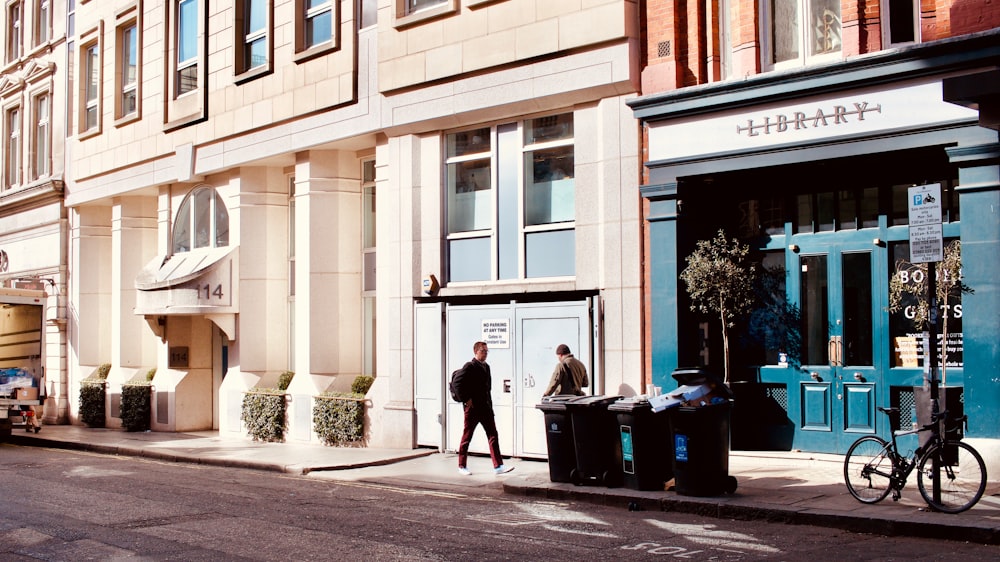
left=908, top=184, right=942, bottom=226
left=481, top=319, right=510, bottom=349
left=908, top=184, right=943, bottom=264
left=909, top=223, right=943, bottom=263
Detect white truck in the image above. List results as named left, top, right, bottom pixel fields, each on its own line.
left=0, top=287, right=45, bottom=437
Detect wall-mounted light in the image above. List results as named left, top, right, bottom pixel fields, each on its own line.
left=872, top=238, right=885, bottom=247
left=789, top=244, right=800, bottom=252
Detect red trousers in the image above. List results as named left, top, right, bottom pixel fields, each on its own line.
left=457, top=403, right=503, bottom=468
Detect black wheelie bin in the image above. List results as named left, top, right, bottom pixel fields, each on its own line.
left=535, top=395, right=579, bottom=483
left=565, top=395, right=623, bottom=486
left=667, top=368, right=737, bottom=496
left=609, top=396, right=673, bottom=491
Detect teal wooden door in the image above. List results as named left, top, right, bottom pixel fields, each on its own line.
left=786, top=237, right=886, bottom=453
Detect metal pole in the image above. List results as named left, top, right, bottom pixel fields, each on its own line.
left=928, top=261, right=940, bottom=504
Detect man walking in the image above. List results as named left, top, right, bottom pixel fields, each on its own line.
left=457, top=341, right=514, bottom=475
left=542, top=344, right=589, bottom=397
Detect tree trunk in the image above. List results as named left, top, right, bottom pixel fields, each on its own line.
left=721, top=308, right=730, bottom=384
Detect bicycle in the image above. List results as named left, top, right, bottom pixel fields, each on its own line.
left=844, top=406, right=987, bottom=514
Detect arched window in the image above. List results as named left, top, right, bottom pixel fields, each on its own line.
left=172, top=185, right=229, bottom=253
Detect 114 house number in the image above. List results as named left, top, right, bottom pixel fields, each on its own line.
left=199, top=283, right=224, bottom=300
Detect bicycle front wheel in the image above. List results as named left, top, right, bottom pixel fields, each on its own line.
left=917, top=440, right=987, bottom=513
left=844, top=435, right=893, bottom=504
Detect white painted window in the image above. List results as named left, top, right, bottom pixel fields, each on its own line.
left=766, top=0, right=841, bottom=69
left=172, top=186, right=230, bottom=254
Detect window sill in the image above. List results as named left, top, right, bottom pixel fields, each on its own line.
left=77, top=126, right=102, bottom=141
left=114, top=112, right=141, bottom=128
left=294, top=42, right=337, bottom=64
left=235, top=64, right=272, bottom=85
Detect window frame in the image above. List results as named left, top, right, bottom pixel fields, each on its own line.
left=32, top=0, right=48, bottom=47
left=762, top=0, right=842, bottom=71
left=393, top=0, right=456, bottom=28
left=235, top=0, right=272, bottom=81
left=30, top=89, right=48, bottom=180
left=115, top=7, right=141, bottom=124
left=77, top=28, right=102, bottom=138
left=293, top=0, right=338, bottom=62
left=165, top=0, right=206, bottom=130
left=882, top=0, right=920, bottom=47
left=7, top=0, right=22, bottom=63
left=444, top=112, right=577, bottom=284
left=4, top=103, right=21, bottom=189
left=171, top=184, right=230, bottom=255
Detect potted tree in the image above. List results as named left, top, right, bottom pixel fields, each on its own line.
left=679, top=230, right=757, bottom=384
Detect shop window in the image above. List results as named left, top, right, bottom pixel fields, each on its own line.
left=31, top=91, right=48, bottom=180
left=766, top=0, right=841, bottom=69
left=4, top=104, right=20, bottom=189
left=33, top=0, right=48, bottom=47
left=7, top=1, right=21, bottom=62
left=236, top=0, right=271, bottom=78
left=445, top=113, right=575, bottom=283
left=883, top=0, right=919, bottom=46
left=171, top=186, right=229, bottom=254
left=116, top=17, right=140, bottom=121
left=888, top=239, right=963, bottom=370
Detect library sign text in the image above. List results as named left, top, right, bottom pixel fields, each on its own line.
left=737, top=102, right=882, bottom=137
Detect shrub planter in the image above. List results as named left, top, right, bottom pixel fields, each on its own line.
left=120, top=382, right=152, bottom=432
left=79, top=380, right=107, bottom=428
left=313, top=393, right=366, bottom=446
left=241, top=390, right=288, bottom=442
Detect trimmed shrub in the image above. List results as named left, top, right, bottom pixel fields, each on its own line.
left=120, top=382, right=152, bottom=432
left=351, top=374, right=374, bottom=395
left=241, top=390, right=287, bottom=442
left=79, top=363, right=111, bottom=428
left=313, top=392, right=365, bottom=446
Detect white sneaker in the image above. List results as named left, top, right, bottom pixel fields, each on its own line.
left=458, top=467, right=472, bottom=476
left=493, top=464, right=514, bottom=475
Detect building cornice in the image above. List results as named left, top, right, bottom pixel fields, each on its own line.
left=628, top=29, right=1000, bottom=122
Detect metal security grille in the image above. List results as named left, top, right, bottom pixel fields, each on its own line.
left=657, top=40, right=671, bottom=58
left=764, top=384, right=788, bottom=414
left=892, top=387, right=916, bottom=431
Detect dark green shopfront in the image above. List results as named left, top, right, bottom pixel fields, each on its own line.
left=630, top=32, right=1000, bottom=464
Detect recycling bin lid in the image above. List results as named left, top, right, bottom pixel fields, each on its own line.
left=565, top=395, right=623, bottom=408
left=536, top=394, right=579, bottom=411
left=608, top=396, right=652, bottom=412
left=671, top=368, right=734, bottom=399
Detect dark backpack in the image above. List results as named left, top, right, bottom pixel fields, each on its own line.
left=449, top=366, right=468, bottom=402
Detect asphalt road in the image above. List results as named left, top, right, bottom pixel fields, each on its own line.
left=0, top=444, right=996, bottom=560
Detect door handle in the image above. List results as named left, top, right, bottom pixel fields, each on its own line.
left=828, top=336, right=843, bottom=367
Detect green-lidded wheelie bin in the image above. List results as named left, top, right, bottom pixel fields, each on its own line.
left=667, top=368, right=737, bottom=496
left=535, top=395, right=579, bottom=483
left=609, top=397, right=673, bottom=491
left=565, top=395, right=623, bottom=486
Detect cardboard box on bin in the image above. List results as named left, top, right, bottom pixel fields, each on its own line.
left=15, top=387, right=38, bottom=400
left=648, top=368, right=732, bottom=413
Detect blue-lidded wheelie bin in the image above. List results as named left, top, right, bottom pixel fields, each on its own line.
left=535, top=395, right=579, bottom=483
left=667, top=368, right=737, bottom=496
left=609, top=397, right=673, bottom=491
left=565, top=395, right=623, bottom=486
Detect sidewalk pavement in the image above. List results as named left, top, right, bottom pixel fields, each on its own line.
left=4, top=425, right=1000, bottom=544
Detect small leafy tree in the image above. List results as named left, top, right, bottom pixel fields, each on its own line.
left=680, top=230, right=757, bottom=383
left=888, top=240, right=970, bottom=385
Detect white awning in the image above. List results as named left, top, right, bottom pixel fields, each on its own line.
left=134, top=247, right=239, bottom=339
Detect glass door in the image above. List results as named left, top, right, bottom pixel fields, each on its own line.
left=795, top=242, right=881, bottom=452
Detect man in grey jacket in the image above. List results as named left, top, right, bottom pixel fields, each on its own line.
left=542, top=344, right=589, bottom=396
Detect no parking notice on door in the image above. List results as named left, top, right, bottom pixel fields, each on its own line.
left=481, top=319, right=510, bottom=348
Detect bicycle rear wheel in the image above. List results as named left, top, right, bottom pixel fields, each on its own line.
left=917, top=440, right=987, bottom=513
left=844, top=436, right=893, bottom=504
